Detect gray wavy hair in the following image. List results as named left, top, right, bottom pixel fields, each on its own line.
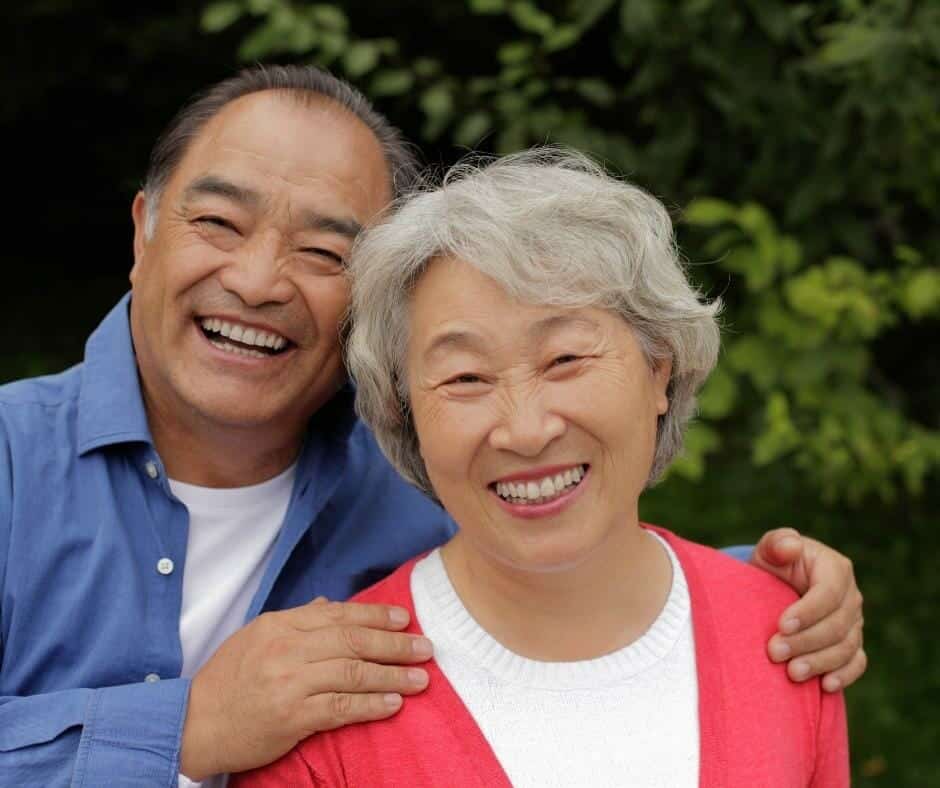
left=346, top=147, right=720, bottom=497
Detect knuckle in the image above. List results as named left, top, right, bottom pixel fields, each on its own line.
left=343, top=658, right=368, bottom=690
left=342, top=626, right=370, bottom=656
left=328, top=692, right=354, bottom=720
left=322, top=601, right=346, bottom=621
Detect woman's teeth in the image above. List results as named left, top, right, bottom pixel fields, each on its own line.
left=494, top=465, right=586, bottom=505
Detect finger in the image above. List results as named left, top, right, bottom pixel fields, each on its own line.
left=777, top=580, right=853, bottom=635
left=300, top=658, right=429, bottom=697
left=299, top=625, right=434, bottom=665
left=754, top=527, right=803, bottom=568
left=782, top=621, right=863, bottom=682
left=302, top=691, right=406, bottom=734
left=822, top=647, right=868, bottom=693
left=768, top=604, right=861, bottom=662
left=286, top=599, right=411, bottom=632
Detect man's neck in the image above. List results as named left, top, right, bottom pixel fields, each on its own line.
left=144, top=396, right=303, bottom=488
left=440, top=521, right=672, bottom=662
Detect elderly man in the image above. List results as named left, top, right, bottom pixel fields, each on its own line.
left=0, top=65, right=864, bottom=787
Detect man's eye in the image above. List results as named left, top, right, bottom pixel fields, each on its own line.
left=301, top=247, right=345, bottom=265
left=195, top=216, right=238, bottom=232
left=551, top=355, right=580, bottom=367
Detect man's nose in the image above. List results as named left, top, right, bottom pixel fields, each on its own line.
left=487, top=388, right=566, bottom=457
left=217, top=232, right=294, bottom=307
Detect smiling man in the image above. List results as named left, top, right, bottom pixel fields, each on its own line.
left=0, top=65, right=864, bottom=787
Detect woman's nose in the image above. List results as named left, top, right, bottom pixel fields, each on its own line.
left=488, top=393, right=566, bottom=457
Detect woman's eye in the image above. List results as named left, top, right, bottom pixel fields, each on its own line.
left=445, top=374, right=484, bottom=385
left=551, top=355, right=580, bottom=367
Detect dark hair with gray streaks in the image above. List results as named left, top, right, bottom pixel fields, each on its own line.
left=142, top=63, right=419, bottom=237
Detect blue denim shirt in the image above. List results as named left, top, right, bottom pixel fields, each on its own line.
left=0, top=295, right=456, bottom=787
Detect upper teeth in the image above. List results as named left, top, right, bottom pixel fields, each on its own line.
left=201, top=318, right=287, bottom=351
left=495, top=465, right=585, bottom=502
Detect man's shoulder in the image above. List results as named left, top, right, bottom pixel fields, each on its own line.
left=0, top=364, right=83, bottom=410
left=0, top=365, right=84, bottom=448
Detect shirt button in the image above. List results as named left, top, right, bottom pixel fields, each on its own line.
left=156, top=557, right=175, bottom=575
left=145, top=461, right=159, bottom=479
left=145, top=673, right=161, bottom=683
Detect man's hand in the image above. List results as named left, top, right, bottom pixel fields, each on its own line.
left=751, top=528, right=866, bottom=693
left=179, top=598, right=433, bottom=780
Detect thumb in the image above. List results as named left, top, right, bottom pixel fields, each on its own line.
left=754, top=527, right=804, bottom=569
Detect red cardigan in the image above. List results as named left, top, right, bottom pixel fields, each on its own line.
left=233, top=526, right=849, bottom=787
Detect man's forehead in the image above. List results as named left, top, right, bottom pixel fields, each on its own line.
left=172, top=91, right=392, bottom=214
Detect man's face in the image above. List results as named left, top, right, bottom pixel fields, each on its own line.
left=129, top=92, right=391, bottom=438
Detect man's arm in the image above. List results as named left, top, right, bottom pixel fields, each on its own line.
left=737, top=528, right=865, bottom=691
left=0, top=682, right=190, bottom=787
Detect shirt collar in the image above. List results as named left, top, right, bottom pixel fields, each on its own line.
left=77, top=292, right=153, bottom=455
left=76, top=293, right=360, bottom=458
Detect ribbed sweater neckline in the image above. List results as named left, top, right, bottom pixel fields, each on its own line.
left=412, top=531, right=690, bottom=691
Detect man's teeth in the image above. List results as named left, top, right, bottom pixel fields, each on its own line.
left=200, top=318, right=287, bottom=351
left=495, top=465, right=586, bottom=504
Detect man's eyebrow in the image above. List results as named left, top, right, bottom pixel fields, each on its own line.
left=299, top=211, right=362, bottom=240
left=182, top=175, right=261, bottom=208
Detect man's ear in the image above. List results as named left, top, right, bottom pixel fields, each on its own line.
left=130, top=191, right=149, bottom=285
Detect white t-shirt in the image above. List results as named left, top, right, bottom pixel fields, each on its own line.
left=411, top=532, right=699, bottom=787
left=171, top=462, right=297, bottom=788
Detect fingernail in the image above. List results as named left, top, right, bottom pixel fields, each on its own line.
left=389, top=607, right=409, bottom=626
left=384, top=693, right=403, bottom=708
left=823, top=676, right=842, bottom=692
left=770, top=641, right=791, bottom=661
left=408, top=668, right=429, bottom=687
left=791, top=660, right=811, bottom=680
left=412, top=637, right=434, bottom=658
left=781, top=617, right=801, bottom=634
left=779, top=536, right=801, bottom=552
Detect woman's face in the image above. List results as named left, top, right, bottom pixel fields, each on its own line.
left=407, top=257, right=671, bottom=573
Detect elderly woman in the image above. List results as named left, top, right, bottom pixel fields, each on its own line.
left=236, top=150, right=849, bottom=786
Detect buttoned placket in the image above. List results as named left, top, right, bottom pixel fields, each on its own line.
left=140, top=451, right=188, bottom=685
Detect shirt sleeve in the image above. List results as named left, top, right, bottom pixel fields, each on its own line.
left=0, top=679, right=190, bottom=787
left=720, top=544, right=754, bottom=562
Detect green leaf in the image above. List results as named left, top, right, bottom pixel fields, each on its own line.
left=468, top=0, right=507, bottom=13
left=684, top=198, right=737, bottom=227
left=697, top=365, right=738, bottom=419
left=201, top=1, right=244, bottom=33
left=544, top=24, right=582, bottom=52
left=246, top=0, right=274, bottom=13
left=454, top=111, right=493, bottom=147
left=619, top=0, right=659, bottom=36
left=371, top=69, right=415, bottom=96
left=899, top=270, right=940, bottom=319
left=575, top=78, right=616, bottom=107
left=309, top=4, right=347, bottom=31
left=498, top=41, right=535, bottom=65
left=343, top=41, right=380, bottom=77
left=571, top=0, right=617, bottom=30
left=420, top=83, right=455, bottom=122
left=508, top=1, right=555, bottom=35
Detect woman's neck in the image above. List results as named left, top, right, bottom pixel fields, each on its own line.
left=439, top=521, right=672, bottom=662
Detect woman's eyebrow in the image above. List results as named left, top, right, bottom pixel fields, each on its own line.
left=529, top=314, right=601, bottom=342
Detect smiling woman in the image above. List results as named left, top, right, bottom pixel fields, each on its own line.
left=233, top=148, right=849, bottom=787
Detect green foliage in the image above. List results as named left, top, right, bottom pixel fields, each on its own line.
left=196, top=0, right=940, bottom=780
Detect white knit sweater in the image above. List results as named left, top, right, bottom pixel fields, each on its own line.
left=410, top=533, right=699, bottom=787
